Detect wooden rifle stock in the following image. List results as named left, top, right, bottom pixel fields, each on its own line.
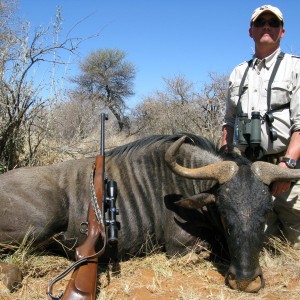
left=47, top=113, right=109, bottom=300
left=62, top=155, right=106, bottom=300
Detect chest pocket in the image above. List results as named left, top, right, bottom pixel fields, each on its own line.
left=230, top=81, right=248, bottom=102
left=269, top=80, right=293, bottom=108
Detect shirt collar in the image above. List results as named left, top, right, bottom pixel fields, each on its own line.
left=252, top=48, right=281, bottom=69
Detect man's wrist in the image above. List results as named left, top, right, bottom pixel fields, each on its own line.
left=280, top=157, right=297, bottom=168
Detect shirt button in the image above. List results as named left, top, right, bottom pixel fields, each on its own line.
left=257, top=72, right=260, bottom=75
left=254, top=89, right=257, bottom=92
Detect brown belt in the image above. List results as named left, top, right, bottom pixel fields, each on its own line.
left=260, top=151, right=286, bottom=165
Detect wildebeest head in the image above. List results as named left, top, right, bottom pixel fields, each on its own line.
left=165, top=135, right=300, bottom=293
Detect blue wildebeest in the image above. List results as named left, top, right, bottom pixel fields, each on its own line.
left=1, top=133, right=300, bottom=293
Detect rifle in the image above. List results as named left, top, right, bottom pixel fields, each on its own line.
left=47, top=113, right=119, bottom=300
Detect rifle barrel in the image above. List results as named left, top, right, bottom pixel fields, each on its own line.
left=100, top=113, right=108, bottom=156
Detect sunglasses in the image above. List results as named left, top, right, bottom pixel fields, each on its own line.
left=253, top=18, right=282, bottom=28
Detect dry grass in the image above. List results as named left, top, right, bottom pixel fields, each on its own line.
left=1, top=237, right=300, bottom=299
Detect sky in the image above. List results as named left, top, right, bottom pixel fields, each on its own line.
left=17, top=0, right=300, bottom=109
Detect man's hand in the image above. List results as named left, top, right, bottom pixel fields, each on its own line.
left=271, top=162, right=292, bottom=195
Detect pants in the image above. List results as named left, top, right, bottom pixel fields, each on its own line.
left=265, top=161, right=300, bottom=247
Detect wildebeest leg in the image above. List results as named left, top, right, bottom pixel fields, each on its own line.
left=0, top=186, right=69, bottom=251
left=163, top=195, right=211, bottom=256
left=164, top=195, right=227, bottom=257
left=0, top=262, right=23, bottom=292
left=0, top=213, right=68, bottom=251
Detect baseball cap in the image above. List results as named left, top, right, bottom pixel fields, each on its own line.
left=251, top=5, right=284, bottom=24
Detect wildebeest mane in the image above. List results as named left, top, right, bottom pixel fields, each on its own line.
left=107, top=132, right=250, bottom=168
left=107, top=132, right=218, bottom=158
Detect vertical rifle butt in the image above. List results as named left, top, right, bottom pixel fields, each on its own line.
left=62, top=258, right=98, bottom=300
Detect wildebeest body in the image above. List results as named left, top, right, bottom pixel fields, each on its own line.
left=0, top=136, right=214, bottom=256
left=1, top=133, right=299, bottom=293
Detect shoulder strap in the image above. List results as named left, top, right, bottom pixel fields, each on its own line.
left=237, top=60, right=252, bottom=116
left=238, top=61, right=252, bottom=98
left=267, top=51, right=285, bottom=110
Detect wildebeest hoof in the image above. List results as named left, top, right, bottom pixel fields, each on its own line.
left=0, top=262, right=23, bottom=292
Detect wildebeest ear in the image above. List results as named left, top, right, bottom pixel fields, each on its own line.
left=175, top=193, right=216, bottom=209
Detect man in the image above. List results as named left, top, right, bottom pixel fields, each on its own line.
left=221, top=5, right=300, bottom=247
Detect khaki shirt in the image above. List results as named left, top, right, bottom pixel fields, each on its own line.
left=224, top=48, right=300, bottom=155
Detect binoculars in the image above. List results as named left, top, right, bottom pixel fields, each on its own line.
left=237, top=111, right=278, bottom=147
left=238, top=111, right=261, bottom=146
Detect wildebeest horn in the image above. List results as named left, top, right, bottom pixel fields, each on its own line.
left=252, top=161, right=300, bottom=185
left=165, top=136, right=239, bottom=184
